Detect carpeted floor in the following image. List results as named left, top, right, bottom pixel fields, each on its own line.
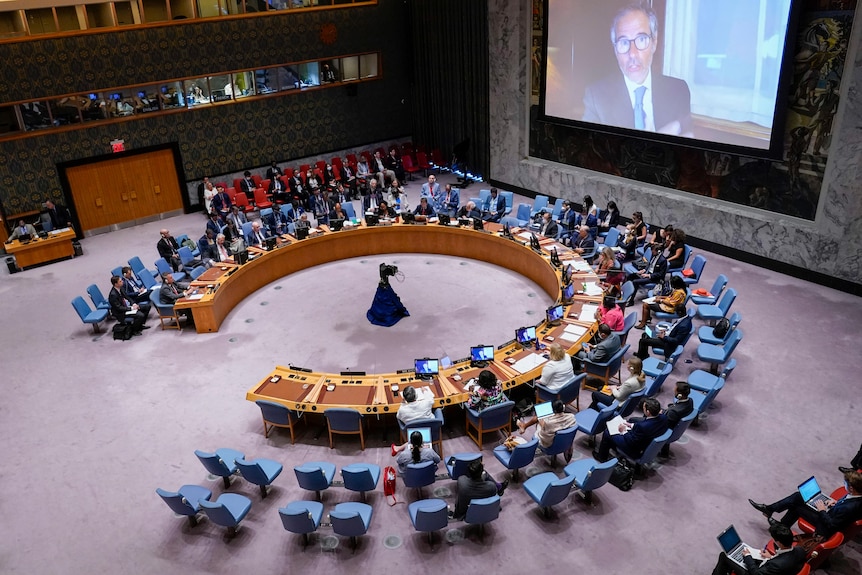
left=0, top=178, right=859, bottom=575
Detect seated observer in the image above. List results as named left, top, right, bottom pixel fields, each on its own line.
left=391, top=431, right=440, bottom=475
left=413, top=197, right=436, bottom=221
left=396, top=386, right=436, bottom=425
left=588, top=356, right=645, bottom=411
left=517, top=400, right=577, bottom=451
left=535, top=343, right=574, bottom=391
left=710, top=523, right=805, bottom=575
left=573, top=323, right=621, bottom=371
left=594, top=397, right=668, bottom=463
left=466, top=370, right=506, bottom=411
left=452, top=458, right=507, bottom=520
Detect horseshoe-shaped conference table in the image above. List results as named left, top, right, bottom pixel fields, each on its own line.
left=175, top=221, right=603, bottom=415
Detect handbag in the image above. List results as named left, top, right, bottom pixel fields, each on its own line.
left=383, top=465, right=398, bottom=506
left=609, top=460, right=634, bottom=491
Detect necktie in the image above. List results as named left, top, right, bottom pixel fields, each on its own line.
left=634, top=86, right=646, bottom=130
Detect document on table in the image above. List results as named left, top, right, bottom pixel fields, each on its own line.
left=579, top=304, right=599, bottom=321
left=517, top=232, right=534, bottom=241
left=186, top=293, right=205, bottom=300
left=571, top=260, right=592, bottom=272
left=583, top=282, right=603, bottom=296
left=510, top=354, right=548, bottom=374
left=606, top=415, right=627, bottom=435
left=558, top=324, right=588, bottom=342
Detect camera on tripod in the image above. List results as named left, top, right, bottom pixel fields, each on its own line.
left=379, top=263, right=398, bottom=286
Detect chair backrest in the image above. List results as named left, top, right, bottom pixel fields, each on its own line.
left=235, top=458, right=268, bottom=485
left=580, top=458, right=618, bottom=492
left=402, top=460, right=437, bottom=488
left=189, top=266, right=206, bottom=280
left=478, top=189, right=491, bottom=205
left=722, top=329, right=744, bottom=357
left=448, top=453, right=483, bottom=479
left=111, top=265, right=123, bottom=279
left=71, top=296, right=93, bottom=321
left=637, top=429, right=672, bottom=464
left=500, top=216, right=521, bottom=229
left=342, top=202, right=356, bottom=219
left=667, top=410, right=698, bottom=444
left=551, top=198, right=564, bottom=218
left=128, top=256, right=147, bottom=275
left=532, top=195, right=549, bottom=213
left=507, top=437, right=539, bottom=468
left=198, top=498, right=241, bottom=527
left=86, top=284, right=107, bottom=307
left=194, top=450, right=232, bottom=477
left=808, top=532, right=844, bottom=569
left=260, top=207, right=273, bottom=219
left=604, top=227, right=621, bottom=247
left=324, top=408, right=362, bottom=431
left=156, top=488, right=197, bottom=516
left=618, top=281, right=635, bottom=304
left=474, top=400, right=515, bottom=429
left=150, top=288, right=173, bottom=313
left=699, top=379, right=726, bottom=413
left=688, top=254, right=706, bottom=278
left=542, top=474, right=577, bottom=506
left=583, top=401, right=619, bottom=434
left=412, top=499, right=449, bottom=532
left=330, top=509, right=368, bottom=537
left=617, top=389, right=647, bottom=418
left=294, top=463, right=333, bottom=491
left=516, top=203, right=531, bottom=222
left=644, top=363, right=674, bottom=397
left=241, top=221, right=253, bottom=238
left=720, top=359, right=737, bottom=381
left=717, top=288, right=737, bottom=315
left=137, top=268, right=158, bottom=290
left=279, top=503, right=320, bottom=535
left=614, top=312, right=638, bottom=344
left=500, top=191, right=514, bottom=211
left=342, top=464, right=379, bottom=492
left=41, top=215, right=54, bottom=232
left=708, top=274, right=728, bottom=299
left=257, top=400, right=292, bottom=425
left=464, top=495, right=501, bottom=525
left=154, top=258, right=172, bottom=276
left=546, top=425, right=578, bottom=454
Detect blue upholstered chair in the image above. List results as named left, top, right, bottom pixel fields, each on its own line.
left=515, top=203, right=532, bottom=226
left=576, top=401, right=619, bottom=445
left=402, top=460, right=437, bottom=499
left=323, top=408, right=365, bottom=450
left=194, top=447, right=244, bottom=488
left=536, top=373, right=584, bottom=411
left=500, top=191, right=514, bottom=215
left=643, top=345, right=684, bottom=378
left=663, top=410, right=698, bottom=457
left=330, top=502, right=373, bottom=550
left=128, top=256, right=158, bottom=282
left=691, top=378, right=726, bottom=425
left=149, top=288, right=181, bottom=331
left=464, top=495, right=501, bottom=540
left=696, top=329, right=743, bottom=374
left=687, top=359, right=736, bottom=393
left=408, top=498, right=449, bottom=546
left=343, top=202, right=356, bottom=219
left=154, top=257, right=186, bottom=282
left=198, top=493, right=252, bottom=537
left=537, top=425, right=578, bottom=467
left=613, top=312, right=638, bottom=345
left=341, top=463, right=381, bottom=502
left=697, top=288, right=737, bottom=324
left=255, top=400, right=299, bottom=442
left=86, top=284, right=111, bottom=312
left=399, top=408, right=444, bottom=456
left=690, top=274, right=728, bottom=305
left=531, top=195, right=549, bottom=217
left=673, top=253, right=706, bottom=285
left=465, top=400, right=515, bottom=448
left=523, top=471, right=577, bottom=518
left=616, top=281, right=635, bottom=309
left=617, top=429, right=673, bottom=477
left=177, top=246, right=197, bottom=269
left=564, top=457, right=618, bottom=503
left=155, top=484, right=213, bottom=526
left=584, top=344, right=630, bottom=387
left=235, top=457, right=283, bottom=498
left=293, top=461, right=336, bottom=500
left=643, top=362, right=674, bottom=397
left=136, top=267, right=159, bottom=291
left=602, top=227, right=621, bottom=247
left=613, top=388, right=647, bottom=418
left=110, top=265, right=123, bottom=279
left=446, top=452, right=483, bottom=481
left=493, top=437, right=539, bottom=481
left=279, top=500, right=324, bottom=548
left=698, top=312, right=742, bottom=346
left=188, top=266, right=206, bottom=280
left=72, top=296, right=109, bottom=333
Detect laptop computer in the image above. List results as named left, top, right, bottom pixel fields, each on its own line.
left=717, top=524, right=762, bottom=570
left=798, top=476, right=835, bottom=510
left=534, top=401, right=555, bottom=420
left=411, top=427, right=432, bottom=446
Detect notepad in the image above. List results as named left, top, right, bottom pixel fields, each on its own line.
left=583, top=282, right=603, bottom=296
left=571, top=260, right=592, bottom=272
left=558, top=324, right=588, bottom=342
left=510, top=354, right=548, bottom=374
left=579, top=304, right=599, bottom=320
left=186, top=294, right=205, bottom=300
left=606, top=415, right=627, bottom=435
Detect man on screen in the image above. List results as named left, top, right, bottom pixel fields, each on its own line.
left=582, top=3, right=691, bottom=136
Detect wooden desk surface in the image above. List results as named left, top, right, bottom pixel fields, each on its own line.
left=242, top=222, right=604, bottom=415
left=4, top=228, right=76, bottom=269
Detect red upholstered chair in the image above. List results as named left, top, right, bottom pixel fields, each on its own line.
left=794, top=565, right=810, bottom=575
left=254, top=188, right=272, bottom=209
left=416, top=151, right=431, bottom=175
left=252, top=174, right=262, bottom=187
left=797, top=485, right=848, bottom=534
left=402, top=155, right=421, bottom=181
left=233, top=178, right=243, bottom=193
left=299, top=163, right=310, bottom=174
left=234, top=192, right=254, bottom=213
left=315, top=160, right=326, bottom=173
left=283, top=167, right=294, bottom=179
left=346, top=153, right=357, bottom=165
left=806, top=532, right=844, bottom=571
left=430, top=148, right=444, bottom=168
left=226, top=187, right=237, bottom=201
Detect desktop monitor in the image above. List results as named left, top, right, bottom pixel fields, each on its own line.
left=365, top=214, right=379, bottom=227
left=546, top=304, right=564, bottom=325
left=437, top=214, right=450, bottom=225
left=414, top=358, right=440, bottom=379
left=458, top=217, right=471, bottom=227
left=234, top=249, right=249, bottom=265
left=295, top=226, right=309, bottom=240
left=530, top=233, right=541, bottom=252
left=17, top=232, right=31, bottom=243
left=137, top=91, right=146, bottom=99
left=563, top=264, right=574, bottom=285
left=402, top=212, right=416, bottom=224
left=562, top=282, right=575, bottom=303
left=472, top=217, right=484, bottom=231
left=470, top=345, right=494, bottom=363
left=88, top=93, right=98, bottom=101
left=264, top=236, right=278, bottom=250
left=516, top=326, right=537, bottom=347
left=330, top=218, right=344, bottom=231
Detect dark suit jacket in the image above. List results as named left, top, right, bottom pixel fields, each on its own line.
left=663, top=315, right=692, bottom=349
left=483, top=194, right=506, bottom=215
left=46, top=204, right=70, bottom=228
left=157, top=236, right=180, bottom=261
left=587, top=333, right=621, bottom=363
left=457, top=206, right=482, bottom=219
left=266, top=167, right=283, bottom=181
left=363, top=191, right=385, bottom=212
left=198, top=237, right=215, bottom=260
left=583, top=73, right=692, bottom=134
left=741, top=546, right=806, bottom=575
left=815, top=495, right=862, bottom=537
left=414, top=203, right=436, bottom=217
left=646, top=254, right=668, bottom=282
left=205, top=219, right=222, bottom=237
left=108, top=286, right=132, bottom=321
left=240, top=177, right=256, bottom=195
left=616, top=414, right=668, bottom=458
left=159, top=281, right=188, bottom=304
left=212, top=192, right=231, bottom=214
left=665, top=397, right=693, bottom=429
left=539, top=220, right=558, bottom=238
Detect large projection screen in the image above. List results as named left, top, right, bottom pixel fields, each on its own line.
left=543, top=0, right=798, bottom=157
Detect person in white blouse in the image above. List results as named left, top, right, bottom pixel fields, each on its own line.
left=536, top=343, right=574, bottom=391
left=588, top=356, right=646, bottom=410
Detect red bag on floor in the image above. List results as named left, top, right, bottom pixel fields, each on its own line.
left=383, top=466, right=397, bottom=506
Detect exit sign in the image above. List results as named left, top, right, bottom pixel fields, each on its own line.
left=110, top=139, right=125, bottom=153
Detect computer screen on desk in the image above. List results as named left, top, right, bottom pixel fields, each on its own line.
left=414, top=358, right=439, bottom=378
left=516, top=326, right=537, bottom=346
left=470, top=345, right=494, bottom=362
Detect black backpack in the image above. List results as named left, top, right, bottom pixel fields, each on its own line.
left=609, top=460, right=634, bottom=491
left=112, top=323, right=133, bottom=341
left=713, top=317, right=731, bottom=339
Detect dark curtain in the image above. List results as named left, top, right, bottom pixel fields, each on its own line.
left=409, top=0, right=489, bottom=179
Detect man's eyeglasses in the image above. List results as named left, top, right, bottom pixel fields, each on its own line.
left=614, top=33, right=653, bottom=54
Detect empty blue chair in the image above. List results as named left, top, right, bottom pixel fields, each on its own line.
left=241, top=221, right=254, bottom=239
left=697, top=288, right=737, bottom=324
left=602, top=227, right=621, bottom=247
left=137, top=268, right=159, bottom=291
left=499, top=191, right=514, bottom=215
left=615, top=281, right=635, bottom=309
left=341, top=463, right=381, bottom=502
left=696, top=329, right=743, bottom=374
left=523, top=472, right=577, bottom=518
left=110, top=265, right=123, bottom=279
left=408, top=498, right=449, bottom=546
left=618, top=429, right=673, bottom=476
left=178, top=247, right=197, bottom=270
left=550, top=198, right=564, bottom=218
left=536, top=373, right=584, bottom=411
left=577, top=401, right=619, bottom=444
left=324, top=408, right=365, bottom=450
left=447, top=452, right=483, bottom=481
left=156, top=484, right=213, bottom=526
left=500, top=216, right=521, bottom=229
left=86, top=284, right=111, bottom=312
left=515, top=203, right=532, bottom=226
left=478, top=189, right=491, bottom=206
left=643, top=345, right=684, bottom=378
left=698, top=312, right=742, bottom=345
left=279, top=500, right=324, bottom=548
left=235, top=457, right=283, bottom=498
left=259, top=207, right=273, bottom=220
left=673, top=253, right=706, bottom=285
left=155, top=258, right=186, bottom=282
left=294, top=461, right=336, bottom=500
left=690, top=274, right=728, bottom=305
left=643, top=362, right=674, bottom=397
left=402, top=460, right=437, bottom=499
left=198, top=493, right=252, bottom=537
left=343, top=202, right=356, bottom=219
left=613, top=312, right=638, bottom=345
left=585, top=344, right=630, bottom=387
left=128, top=256, right=158, bottom=281
left=330, top=502, right=373, bottom=550
left=465, top=400, right=515, bottom=448
left=531, top=195, right=549, bottom=217
left=538, top=425, right=578, bottom=467
left=691, top=378, right=726, bottom=424
left=493, top=437, right=539, bottom=481
left=469, top=196, right=482, bottom=208
left=189, top=266, right=206, bottom=280
left=255, top=399, right=299, bottom=442
left=663, top=410, right=698, bottom=456
left=72, top=296, right=109, bottom=333
left=564, top=457, right=618, bottom=503
left=194, top=448, right=245, bottom=488
left=399, top=409, right=444, bottom=456
left=687, top=359, right=736, bottom=393
left=464, top=495, right=501, bottom=539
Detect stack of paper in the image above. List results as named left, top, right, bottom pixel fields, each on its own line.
left=511, top=354, right=548, bottom=374
left=579, top=304, right=599, bottom=321
left=583, top=282, right=604, bottom=296
left=572, top=260, right=592, bottom=272
left=558, top=324, right=588, bottom=342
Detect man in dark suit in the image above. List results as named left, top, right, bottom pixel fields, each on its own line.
left=264, top=204, right=290, bottom=236
left=340, top=160, right=358, bottom=198
left=108, top=275, right=148, bottom=335
left=159, top=272, right=194, bottom=324
left=711, top=523, right=806, bottom=575
left=481, top=187, right=507, bottom=222
left=635, top=312, right=692, bottom=360
left=120, top=266, right=151, bottom=314
left=457, top=201, right=482, bottom=220
left=570, top=225, right=595, bottom=255
left=363, top=180, right=385, bottom=213
left=659, top=381, right=694, bottom=458
left=538, top=211, right=558, bottom=238
left=211, top=185, right=231, bottom=218
left=626, top=251, right=667, bottom=304
left=384, top=148, right=405, bottom=183
left=451, top=459, right=507, bottom=520
left=268, top=174, right=288, bottom=203
left=413, top=197, right=436, bottom=222
left=156, top=229, right=183, bottom=272
left=266, top=161, right=283, bottom=181
left=582, top=4, right=691, bottom=136
left=44, top=199, right=70, bottom=229
left=437, top=184, right=460, bottom=216
left=749, top=470, right=862, bottom=539
left=211, top=233, right=232, bottom=263
left=594, top=397, right=668, bottom=462
left=239, top=170, right=256, bottom=201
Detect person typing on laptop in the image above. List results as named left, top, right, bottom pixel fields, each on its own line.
left=748, top=470, right=862, bottom=539
left=516, top=400, right=576, bottom=458
left=711, top=523, right=805, bottom=575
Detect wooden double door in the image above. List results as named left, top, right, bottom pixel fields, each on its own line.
left=65, top=148, right=184, bottom=233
